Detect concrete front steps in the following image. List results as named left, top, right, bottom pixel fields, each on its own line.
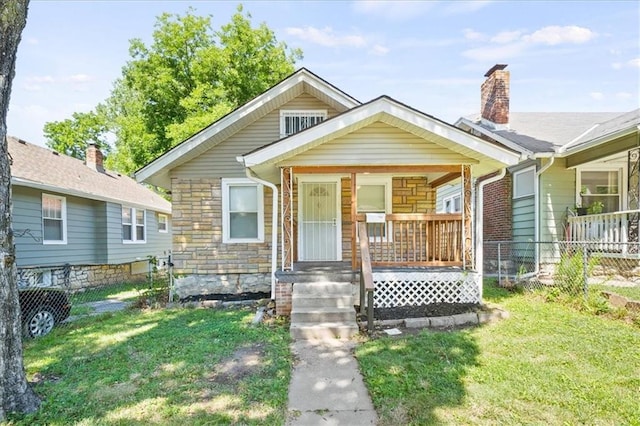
left=290, top=282, right=359, bottom=340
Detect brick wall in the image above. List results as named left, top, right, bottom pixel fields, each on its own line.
left=481, top=67, right=510, bottom=125
left=482, top=173, right=512, bottom=273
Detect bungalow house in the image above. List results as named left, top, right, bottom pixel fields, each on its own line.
left=136, top=68, right=523, bottom=336
left=453, top=64, right=640, bottom=276
left=9, top=136, right=172, bottom=289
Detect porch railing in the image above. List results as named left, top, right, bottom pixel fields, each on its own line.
left=567, top=210, right=640, bottom=254
left=355, top=213, right=463, bottom=267
left=358, top=222, right=375, bottom=332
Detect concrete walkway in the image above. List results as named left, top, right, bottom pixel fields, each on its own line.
left=286, top=339, right=378, bottom=425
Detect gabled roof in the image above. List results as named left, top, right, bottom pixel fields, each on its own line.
left=8, top=136, right=170, bottom=214
left=239, top=96, right=523, bottom=172
left=135, top=68, right=361, bottom=188
left=560, top=108, right=640, bottom=154
left=457, top=111, right=629, bottom=156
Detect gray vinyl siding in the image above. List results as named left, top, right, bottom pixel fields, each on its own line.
left=436, top=184, right=462, bottom=212
left=539, top=158, right=575, bottom=242
left=172, top=93, right=340, bottom=179
left=106, top=203, right=172, bottom=264
left=12, top=186, right=172, bottom=268
left=285, top=122, right=476, bottom=166
left=512, top=196, right=535, bottom=242
left=13, top=187, right=100, bottom=267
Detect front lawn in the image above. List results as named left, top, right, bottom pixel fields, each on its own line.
left=356, top=283, right=640, bottom=425
left=9, top=306, right=291, bottom=425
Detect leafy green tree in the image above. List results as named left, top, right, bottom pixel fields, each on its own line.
left=45, top=5, right=302, bottom=175
left=44, top=109, right=109, bottom=160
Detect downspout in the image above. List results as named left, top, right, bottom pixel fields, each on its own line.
left=244, top=168, right=278, bottom=300
left=534, top=156, right=556, bottom=275
left=476, top=168, right=506, bottom=299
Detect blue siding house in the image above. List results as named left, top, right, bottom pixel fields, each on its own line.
left=9, top=136, right=172, bottom=288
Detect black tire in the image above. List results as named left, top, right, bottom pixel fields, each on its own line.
left=23, top=307, right=57, bottom=338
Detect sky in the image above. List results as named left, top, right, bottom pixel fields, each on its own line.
left=7, top=0, right=640, bottom=147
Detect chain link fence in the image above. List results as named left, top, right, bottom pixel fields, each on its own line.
left=484, top=240, right=640, bottom=304
left=17, top=252, right=175, bottom=338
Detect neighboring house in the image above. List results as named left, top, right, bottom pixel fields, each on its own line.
left=136, top=68, right=523, bottom=315
left=9, top=137, right=172, bottom=289
left=454, top=64, right=640, bottom=274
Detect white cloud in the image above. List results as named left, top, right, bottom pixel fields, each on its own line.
left=26, top=75, right=55, bottom=84
left=629, top=58, right=640, bottom=68
left=590, top=92, right=604, bottom=100
left=523, top=25, right=596, bottom=45
left=68, top=74, right=92, bottom=83
left=443, top=0, right=493, bottom=15
left=463, top=29, right=486, bottom=41
left=370, top=44, right=390, bottom=56
left=353, top=0, right=434, bottom=20
left=285, top=26, right=366, bottom=48
left=616, top=92, right=632, bottom=100
left=23, top=84, right=43, bottom=92
left=611, top=62, right=623, bottom=70
left=26, top=37, right=38, bottom=45
left=491, top=31, right=522, bottom=44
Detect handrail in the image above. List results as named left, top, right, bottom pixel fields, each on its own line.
left=358, top=222, right=375, bottom=332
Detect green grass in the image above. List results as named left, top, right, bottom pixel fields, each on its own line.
left=69, top=282, right=143, bottom=304
left=356, top=282, right=640, bottom=425
left=592, top=284, right=640, bottom=301
left=9, top=306, right=292, bottom=425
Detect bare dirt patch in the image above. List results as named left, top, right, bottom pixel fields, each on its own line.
left=208, top=343, right=267, bottom=385
left=373, top=302, right=484, bottom=321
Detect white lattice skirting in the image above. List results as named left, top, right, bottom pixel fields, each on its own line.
left=373, top=271, right=481, bottom=308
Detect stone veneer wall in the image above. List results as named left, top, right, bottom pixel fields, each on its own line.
left=171, top=178, right=273, bottom=298
left=18, top=263, right=147, bottom=290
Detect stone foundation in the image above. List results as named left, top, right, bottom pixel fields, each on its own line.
left=174, top=273, right=271, bottom=300
left=18, top=263, right=148, bottom=290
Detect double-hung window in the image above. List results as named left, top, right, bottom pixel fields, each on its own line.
left=357, top=177, right=392, bottom=240
left=222, top=179, right=264, bottom=243
left=123, top=207, right=146, bottom=243
left=513, top=167, right=535, bottom=199
left=280, top=110, right=327, bottom=138
left=158, top=214, right=168, bottom=233
left=42, top=194, right=66, bottom=244
left=443, top=194, right=461, bottom=213
left=578, top=169, right=621, bottom=214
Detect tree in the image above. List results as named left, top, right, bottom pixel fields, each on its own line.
left=46, top=5, right=302, bottom=175
left=44, top=109, right=109, bottom=160
left=0, top=0, right=42, bottom=420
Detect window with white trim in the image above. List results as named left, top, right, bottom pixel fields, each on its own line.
left=357, top=177, right=392, bottom=240
left=222, top=179, right=264, bottom=243
left=42, top=194, right=67, bottom=244
left=578, top=169, right=621, bottom=214
left=513, top=167, right=535, bottom=199
left=443, top=194, right=461, bottom=213
left=123, top=207, right=146, bottom=243
left=158, top=214, right=168, bottom=233
left=280, top=110, right=327, bottom=138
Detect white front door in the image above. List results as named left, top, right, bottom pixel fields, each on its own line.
left=299, top=179, right=341, bottom=261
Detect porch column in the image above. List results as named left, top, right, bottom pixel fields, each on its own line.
left=462, top=165, right=473, bottom=268
left=281, top=167, right=294, bottom=270
left=351, top=172, right=357, bottom=270
left=629, top=148, right=639, bottom=245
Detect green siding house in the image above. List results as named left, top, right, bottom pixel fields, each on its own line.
left=9, top=136, right=172, bottom=288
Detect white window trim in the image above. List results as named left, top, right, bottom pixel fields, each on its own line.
left=442, top=193, right=462, bottom=213
left=158, top=213, right=168, bottom=233
left=279, top=109, right=327, bottom=138
left=513, top=166, right=536, bottom=199
left=357, top=175, right=393, bottom=242
left=122, top=206, right=147, bottom=244
left=222, top=178, right=264, bottom=244
left=42, top=193, right=67, bottom=245
left=576, top=166, right=625, bottom=210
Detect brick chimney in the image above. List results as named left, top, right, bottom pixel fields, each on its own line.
left=480, top=64, right=510, bottom=129
left=86, top=143, right=105, bottom=173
